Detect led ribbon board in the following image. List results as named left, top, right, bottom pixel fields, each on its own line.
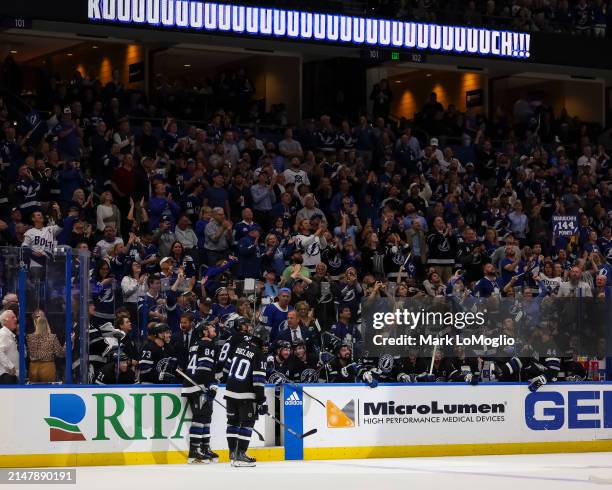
left=88, top=0, right=531, bottom=59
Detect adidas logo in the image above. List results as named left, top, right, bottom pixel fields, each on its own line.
left=285, top=391, right=302, bottom=406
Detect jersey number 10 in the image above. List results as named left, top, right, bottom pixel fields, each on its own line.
left=229, top=357, right=250, bottom=381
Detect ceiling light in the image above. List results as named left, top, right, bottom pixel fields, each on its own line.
left=9, top=50, right=17, bottom=54
left=92, top=45, right=99, bottom=49
left=184, top=64, right=191, bottom=67
left=394, top=80, right=402, bottom=84
left=426, top=73, right=432, bottom=77
left=67, top=53, right=73, bottom=57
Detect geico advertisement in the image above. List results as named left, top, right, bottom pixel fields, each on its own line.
left=0, top=387, right=271, bottom=455
left=301, top=384, right=612, bottom=447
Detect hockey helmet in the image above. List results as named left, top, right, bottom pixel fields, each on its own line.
left=275, top=340, right=291, bottom=353
left=194, top=320, right=216, bottom=338
left=252, top=322, right=270, bottom=345
left=151, top=322, right=171, bottom=335
left=292, top=339, right=307, bottom=350
left=113, top=351, right=130, bottom=363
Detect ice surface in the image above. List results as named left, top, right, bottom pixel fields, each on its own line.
left=16, top=452, right=612, bottom=490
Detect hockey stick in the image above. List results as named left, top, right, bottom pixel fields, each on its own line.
left=266, top=411, right=317, bottom=440
left=429, top=344, right=437, bottom=375
left=175, top=369, right=265, bottom=442
left=271, top=370, right=326, bottom=408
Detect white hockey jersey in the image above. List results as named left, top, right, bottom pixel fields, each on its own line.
left=22, top=225, right=62, bottom=265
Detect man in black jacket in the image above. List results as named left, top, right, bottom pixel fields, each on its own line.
left=171, top=312, right=195, bottom=371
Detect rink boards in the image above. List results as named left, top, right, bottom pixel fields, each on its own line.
left=282, top=382, right=612, bottom=460
left=0, top=385, right=280, bottom=467
left=2, top=383, right=612, bottom=467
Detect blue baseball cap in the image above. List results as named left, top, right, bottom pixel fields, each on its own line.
left=279, top=287, right=292, bottom=294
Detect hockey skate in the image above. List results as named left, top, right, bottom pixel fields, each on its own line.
left=188, top=447, right=211, bottom=464
left=202, top=446, right=219, bottom=463
left=231, top=451, right=256, bottom=467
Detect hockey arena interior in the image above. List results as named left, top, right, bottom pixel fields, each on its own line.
left=1, top=0, right=612, bottom=488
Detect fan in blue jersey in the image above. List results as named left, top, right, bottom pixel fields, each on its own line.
left=137, top=275, right=167, bottom=339
left=233, top=208, right=260, bottom=242
left=332, top=267, right=364, bottom=318
left=90, top=260, right=117, bottom=326
left=211, top=287, right=237, bottom=327
left=328, top=307, right=362, bottom=351
left=473, top=263, right=501, bottom=298
left=260, top=288, right=294, bottom=343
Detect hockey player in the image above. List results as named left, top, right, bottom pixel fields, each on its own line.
left=324, top=343, right=377, bottom=386
left=442, top=345, right=480, bottom=384
left=219, top=316, right=256, bottom=381
left=87, top=317, right=125, bottom=380
left=366, top=354, right=400, bottom=384
left=522, top=326, right=562, bottom=391
left=396, top=350, right=428, bottom=382
left=421, top=349, right=448, bottom=382
left=285, top=340, right=319, bottom=382
left=95, top=352, right=136, bottom=385
left=139, top=323, right=178, bottom=384
left=266, top=340, right=291, bottom=379
left=182, top=321, right=220, bottom=464
left=224, top=332, right=268, bottom=467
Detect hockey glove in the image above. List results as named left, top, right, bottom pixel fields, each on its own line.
left=398, top=373, right=414, bottom=383
left=257, top=403, right=269, bottom=416
left=341, top=362, right=361, bottom=379
left=528, top=374, right=547, bottom=392
left=205, top=384, right=218, bottom=401
left=362, top=370, right=378, bottom=388
left=266, top=355, right=275, bottom=371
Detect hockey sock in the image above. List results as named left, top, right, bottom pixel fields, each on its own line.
left=237, top=427, right=253, bottom=453
left=227, top=425, right=239, bottom=453
left=202, top=423, right=211, bottom=448
left=189, top=422, right=205, bottom=448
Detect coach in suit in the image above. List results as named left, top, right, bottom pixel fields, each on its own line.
left=276, top=310, right=314, bottom=352
left=170, top=312, right=196, bottom=371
